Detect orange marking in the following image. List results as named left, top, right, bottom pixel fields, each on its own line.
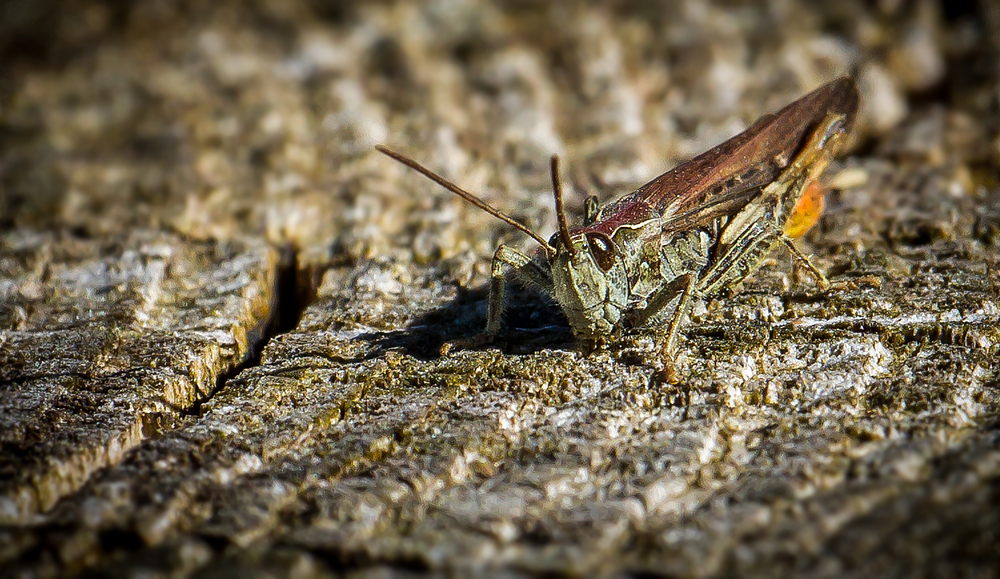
left=784, top=181, right=826, bottom=238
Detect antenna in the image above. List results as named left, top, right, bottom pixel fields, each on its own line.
left=376, top=146, right=556, bottom=255
left=550, top=155, right=577, bottom=259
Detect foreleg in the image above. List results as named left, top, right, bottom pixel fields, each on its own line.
left=631, top=273, right=697, bottom=384
left=442, top=245, right=553, bottom=354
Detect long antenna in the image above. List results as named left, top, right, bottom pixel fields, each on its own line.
left=550, top=155, right=577, bottom=259
left=376, top=145, right=555, bottom=255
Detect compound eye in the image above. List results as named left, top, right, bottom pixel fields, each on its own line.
left=585, top=232, right=616, bottom=271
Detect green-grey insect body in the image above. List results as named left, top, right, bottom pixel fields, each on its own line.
left=526, top=109, right=852, bottom=351
left=548, top=217, right=712, bottom=339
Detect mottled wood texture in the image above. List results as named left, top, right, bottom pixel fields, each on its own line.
left=2, top=0, right=999, bottom=576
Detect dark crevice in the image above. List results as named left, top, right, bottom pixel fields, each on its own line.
left=184, top=245, right=322, bottom=417
left=277, top=245, right=323, bottom=335
left=302, top=544, right=434, bottom=576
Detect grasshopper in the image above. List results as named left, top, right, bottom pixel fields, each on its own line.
left=377, top=77, right=859, bottom=356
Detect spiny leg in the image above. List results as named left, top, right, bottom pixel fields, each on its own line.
left=486, top=245, right=553, bottom=334
left=779, top=235, right=881, bottom=291
left=698, top=114, right=847, bottom=297
left=780, top=235, right=830, bottom=290
left=662, top=273, right=697, bottom=359
left=626, top=272, right=698, bottom=380
left=643, top=273, right=696, bottom=385
left=441, top=245, right=552, bottom=354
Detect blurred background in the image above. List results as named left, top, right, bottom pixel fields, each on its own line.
left=2, top=0, right=997, bottom=277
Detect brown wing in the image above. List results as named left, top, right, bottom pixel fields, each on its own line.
left=592, top=77, right=858, bottom=237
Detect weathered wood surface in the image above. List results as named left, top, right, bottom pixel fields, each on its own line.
left=0, top=231, right=277, bottom=523
left=2, top=0, right=999, bottom=577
